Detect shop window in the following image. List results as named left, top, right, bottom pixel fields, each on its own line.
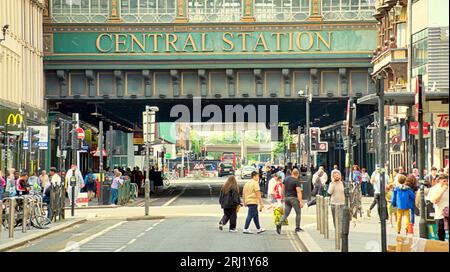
left=51, top=0, right=109, bottom=22
left=254, top=0, right=309, bottom=21
left=121, top=0, right=176, bottom=22
left=322, top=0, right=375, bottom=20
left=188, top=0, right=241, bottom=22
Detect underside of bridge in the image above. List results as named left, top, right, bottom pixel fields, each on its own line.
left=48, top=98, right=375, bottom=131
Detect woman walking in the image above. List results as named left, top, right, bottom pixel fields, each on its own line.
left=219, top=176, right=241, bottom=232
left=111, top=169, right=123, bottom=205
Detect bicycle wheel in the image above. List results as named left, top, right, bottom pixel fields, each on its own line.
left=164, top=178, right=170, bottom=187
left=32, top=215, right=51, bottom=229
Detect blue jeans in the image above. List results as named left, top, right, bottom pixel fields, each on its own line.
left=361, top=182, right=369, bottom=196
left=111, top=188, right=119, bottom=205
left=0, top=186, right=4, bottom=200
left=244, top=204, right=261, bottom=230
left=43, top=195, right=52, bottom=219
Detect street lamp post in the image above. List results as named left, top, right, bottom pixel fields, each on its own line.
left=417, top=75, right=428, bottom=239
left=376, top=76, right=388, bottom=252
left=70, top=113, right=79, bottom=217
left=144, top=106, right=158, bottom=216
left=98, top=121, right=104, bottom=205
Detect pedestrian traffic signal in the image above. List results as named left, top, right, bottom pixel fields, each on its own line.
left=310, top=127, right=328, bottom=152
left=0, top=126, right=6, bottom=148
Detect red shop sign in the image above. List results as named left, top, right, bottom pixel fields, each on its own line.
left=437, top=113, right=449, bottom=128
left=409, top=121, right=430, bottom=135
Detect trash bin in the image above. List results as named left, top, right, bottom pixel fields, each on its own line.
left=101, top=177, right=112, bottom=205
left=299, top=174, right=312, bottom=201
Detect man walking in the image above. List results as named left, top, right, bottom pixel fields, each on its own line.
left=276, top=169, right=304, bottom=234
left=66, top=164, right=84, bottom=206
left=429, top=174, right=448, bottom=241
left=367, top=165, right=389, bottom=221
left=243, top=171, right=265, bottom=234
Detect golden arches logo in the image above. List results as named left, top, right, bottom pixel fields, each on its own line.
left=7, top=113, right=23, bottom=125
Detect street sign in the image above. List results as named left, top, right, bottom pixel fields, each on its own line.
left=76, top=127, right=85, bottom=140
left=23, top=126, right=49, bottom=150
left=436, top=129, right=447, bottom=148
left=318, top=142, right=328, bottom=152
left=335, top=142, right=344, bottom=150
left=409, top=121, right=430, bottom=135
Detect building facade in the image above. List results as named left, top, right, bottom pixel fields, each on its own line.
left=369, top=0, right=449, bottom=172
left=42, top=0, right=380, bottom=171
left=0, top=0, right=47, bottom=173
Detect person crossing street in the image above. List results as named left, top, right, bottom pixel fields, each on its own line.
left=242, top=171, right=265, bottom=234
left=276, top=169, right=304, bottom=234
left=66, top=164, right=84, bottom=206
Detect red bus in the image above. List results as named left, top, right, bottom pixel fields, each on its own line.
left=221, top=152, right=237, bottom=170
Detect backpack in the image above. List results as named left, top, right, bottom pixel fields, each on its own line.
left=87, top=174, right=95, bottom=184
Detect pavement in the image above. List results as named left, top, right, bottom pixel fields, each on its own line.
left=0, top=179, right=428, bottom=252
left=296, top=197, right=422, bottom=252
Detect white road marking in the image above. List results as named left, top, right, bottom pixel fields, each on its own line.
left=127, top=239, right=137, bottom=245
left=287, top=231, right=302, bottom=252
left=60, top=221, right=126, bottom=252
left=114, top=246, right=127, bottom=252
left=137, top=233, right=145, bottom=238
left=162, top=187, right=187, bottom=207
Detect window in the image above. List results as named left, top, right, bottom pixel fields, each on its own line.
left=322, top=0, right=375, bottom=20
left=412, top=29, right=428, bottom=76
left=121, top=0, right=176, bottom=22
left=51, top=0, right=109, bottom=22
left=187, top=0, right=242, bottom=22
left=254, top=0, right=310, bottom=21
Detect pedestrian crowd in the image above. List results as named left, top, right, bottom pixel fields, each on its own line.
left=217, top=162, right=448, bottom=241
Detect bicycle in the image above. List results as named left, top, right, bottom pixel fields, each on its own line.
left=349, top=182, right=363, bottom=220
left=162, top=173, right=171, bottom=187
left=27, top=194, right=51, bottom=229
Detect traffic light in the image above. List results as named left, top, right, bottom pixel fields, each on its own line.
left=310, top=127, right=328, bottom=152
left=29, top=128, right=39, bottom=160
left=0, top=126, right=6, bottom=148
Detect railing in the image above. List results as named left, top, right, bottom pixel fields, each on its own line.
left=1, top=186, right=65, bottom=239
left=317, top=195, right=343, bottom=249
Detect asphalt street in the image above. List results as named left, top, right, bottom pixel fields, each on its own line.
left=9, top=177, right=306, bottom=252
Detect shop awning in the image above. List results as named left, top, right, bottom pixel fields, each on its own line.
left=357, top=91, right=449, bottom=106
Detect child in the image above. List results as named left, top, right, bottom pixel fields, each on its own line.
left=273, top=176, right=287, bottom=226
left=392, top=174, right=416, bottom=235
left=386, top=182, right=396, bottom=228
left=273, top=176, right=283, bottom=208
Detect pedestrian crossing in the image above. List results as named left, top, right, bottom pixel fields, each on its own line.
left=64, top=220, right=164, bottom=252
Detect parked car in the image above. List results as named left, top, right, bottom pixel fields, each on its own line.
left=218, top=163, right=235, bottom=177
left=240, top=166, right=256, bottom=179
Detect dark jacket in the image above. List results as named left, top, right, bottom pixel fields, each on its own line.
left=392, top=185, right=415, bottom=210
left=219, top=189, right=241, bottom=209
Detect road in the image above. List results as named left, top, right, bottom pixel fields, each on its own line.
left=9, top=177, right=307, bottom=252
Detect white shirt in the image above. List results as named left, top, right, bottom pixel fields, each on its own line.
left=50, top=174, right=62, bottom=186
left=429, top=183, right=449, bottom=220
left=371, top=171, right=389, bottom=194
left=268, top=178, right=277, bottom=195
left=66, top=169, right=84, bottom=188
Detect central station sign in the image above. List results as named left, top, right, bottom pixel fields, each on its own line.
left=95, top=31, right=332, bottom=53
left=51, top=29, right=376, bottom=56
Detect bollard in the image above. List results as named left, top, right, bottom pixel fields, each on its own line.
left=335, top=204, right=341, bottom=250
left=319, top=196, right=324, bottom=235
left=9, top=197, right=16, bottom=238
left=324, top=197, right=330, bottom=239
left=318, top=196, right=322, bottom=233
left=316, top=195, right=320, bottom=231
left=321, top=196, right=326, bottom=237
left=22, top=197, right=28, bottom=233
